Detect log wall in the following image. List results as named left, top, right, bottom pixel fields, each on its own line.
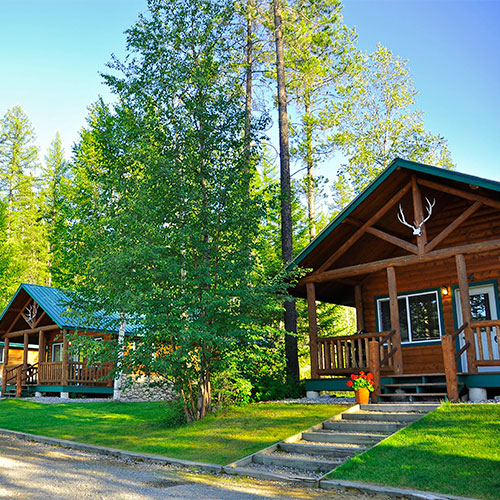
left=361, top=250, right=500, bottom=374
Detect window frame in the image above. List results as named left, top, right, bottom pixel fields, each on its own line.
left=52, top=342, right=63, bottom=362
left=376, top=288, right=444, bottom=344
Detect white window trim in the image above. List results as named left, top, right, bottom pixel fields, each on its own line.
left=377, top=290, right=443, bottom=344
left=52, top=342, right=63, bottom=362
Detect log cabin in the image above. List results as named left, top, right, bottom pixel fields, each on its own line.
left=290, top=159, right=500, bottom=402
left=0, top=283, right=133, bottom=398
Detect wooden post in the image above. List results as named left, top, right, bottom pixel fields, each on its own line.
left=16, top=368, right=22, bottom=398
left=412, top=174, right=427, bottom=255
left=1, top=337, right=9, bottom=395
left=62, top=330, right=69, bottom=386
left=387, top=266, right=403, bottom=374
left=306, top=283, right=319, bottom=379
left=354, top=284, right=364, bottom=331
left=456, top=254, right=476, bottom=372
left=38, top=330, right=45, bottom=363
left=442, top=334, right=459, bottom=401
left=368, top=340, right=380, bottom=403
left=22, top=333, right=28, bottom=384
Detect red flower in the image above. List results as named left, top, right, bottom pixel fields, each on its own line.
left=359, top=371, right=365, bottom=377
left=351, top=374, right=358, bottom=380
left=346, top=380, right=353, bottom=387
left=366, top=373, right=373, bottom=380
left=369, top=380, right=375, bottom=385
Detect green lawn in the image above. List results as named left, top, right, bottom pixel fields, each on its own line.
left=329, top=404, right=500, bottom=500
left=0, top=400, right=345, bottom=465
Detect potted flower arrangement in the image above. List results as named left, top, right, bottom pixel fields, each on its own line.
left=346, top=371, right=375, bottom=404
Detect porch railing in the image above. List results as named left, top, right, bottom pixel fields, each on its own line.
left=38, top=361, right=114, bottom=386
left=38, top=362, right=63, bottom=385
left=4, top=364, right=23, bottom=386
left=68, top=362, right=114, bottom=386
left=316, top=330, right=396, bottom=376
left=470, top=320, right=500, bottom=368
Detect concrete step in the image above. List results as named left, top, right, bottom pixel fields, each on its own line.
left=323, top=420, right=403, bottom=434
left=342, top=412, right=420, bottom=423
left=382, top=382, right=447, bottom=388
left=278, top=442, right=364, bottom=458
left=302, top=430, right=384, bottom=445
left=360, top=403, right=439, bottom=413
left=378, top=392, right=447, bottom=401
left=224, top=465, right=318, bottom=482
left=253, top=453, right=341, bottom=472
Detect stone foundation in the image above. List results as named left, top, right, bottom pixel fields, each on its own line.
left=119, top=374, right=177, bottom=402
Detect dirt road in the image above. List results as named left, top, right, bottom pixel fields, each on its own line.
left=0, top=435, right=380, bottom=500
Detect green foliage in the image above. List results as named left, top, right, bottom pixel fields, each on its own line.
left=56, top=0, right=294, bottom=421
left=40, top=132, right=71, bottom=285
left=0, top=106, right=49, bottom=304
left=332, top=44, right=454, bottom=205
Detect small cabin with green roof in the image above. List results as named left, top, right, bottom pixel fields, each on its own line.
left=0, top=283, right=132, bottom=398
left=290, top=159, right=500, bottom=402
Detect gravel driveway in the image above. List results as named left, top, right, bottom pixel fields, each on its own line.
left=0, top=435, right=380, bottom=500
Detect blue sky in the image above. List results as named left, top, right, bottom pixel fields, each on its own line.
left=0, top=0, right=498, bottom=180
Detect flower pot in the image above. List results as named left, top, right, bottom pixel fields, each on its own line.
left=355, top=387, right=370, bottom=405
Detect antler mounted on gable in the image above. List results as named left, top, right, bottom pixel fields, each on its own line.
left=397, top=198, right=435, bottom=236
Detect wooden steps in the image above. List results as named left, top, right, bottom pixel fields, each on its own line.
left=225, top=403, right=439, bottom=481
left=378, top=373, right=461, bottom=402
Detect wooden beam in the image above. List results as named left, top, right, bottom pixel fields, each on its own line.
left=38, top=330, right=46, bottom=364
left=6, top=298, right=33, bottom=334
left=62, top=330, right=69, bottom=385
left=1, top=337, right=9, bottom=395
left=418, top=178, right=500, bottom=211
left=3, top=324, right=59, bottom=339
left=33, top=311, right=46, bottom=328
left=425, top=201, right=482, bottom=253
left=354, top=284, right=364, bottom=331
left=22, top=333, right=29, bottom=371
left=301, top=237, right=500, bottom=284
left=412, top=175, right=427, bottom=254
left=315, top=182, right=412, bottom=274
left=346, top=218, right=418, bottom=254
left=456, top=254, right=477, bottom=373
left=387, top=267, right=403, bottom=374
left=306, top=283, right=319, bottom=379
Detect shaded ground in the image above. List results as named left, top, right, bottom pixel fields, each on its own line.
left=0, top=435, right=379, bottom=500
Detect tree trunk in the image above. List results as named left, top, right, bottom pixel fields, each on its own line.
left=273, top=0, right=299, bottom=382
left=304, top=94, right=316, bottom=240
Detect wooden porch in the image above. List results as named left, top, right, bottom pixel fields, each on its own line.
left=290, top=161, right=500, bottom=402
left=2, top=361, right=114, bottom=397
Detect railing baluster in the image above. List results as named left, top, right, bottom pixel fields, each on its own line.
left=476, top=328, right=484, bottom=361
left=486, top=327, right=494, bottom=361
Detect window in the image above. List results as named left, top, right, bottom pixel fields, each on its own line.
left=377, top=290, right=442, bottom=343
left=0, top=346, right=3, bottom=364
left=52, top=343, right=63, bottom=362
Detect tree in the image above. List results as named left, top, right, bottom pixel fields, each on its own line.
left=0, top=106, right=49, bottom=301
left=272, top=0, right=300, bottom=382
left=284, top=0, right=356, bottom=240
left=58, top=0, right=287, bottom=421
left=332, top=44, right=454, bottom=205
left=40, top=132, right=71, bottom=285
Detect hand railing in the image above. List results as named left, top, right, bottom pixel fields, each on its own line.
left=316, top=330, right=395, bottom=375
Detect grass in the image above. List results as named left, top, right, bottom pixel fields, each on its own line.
left=0, top=399, right=345, bottom=465
left=329, top=403, right=500, bottom=500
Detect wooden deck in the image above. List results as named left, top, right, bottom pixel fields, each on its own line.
left=2, top=361, right=113, bottom=394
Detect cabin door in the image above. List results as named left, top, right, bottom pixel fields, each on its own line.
left=455, top=284, right=499, bottom=372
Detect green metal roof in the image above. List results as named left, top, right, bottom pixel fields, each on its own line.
left=0, top=283, right=136, bottom=335
left=288, top=158, right=500, bottom=271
